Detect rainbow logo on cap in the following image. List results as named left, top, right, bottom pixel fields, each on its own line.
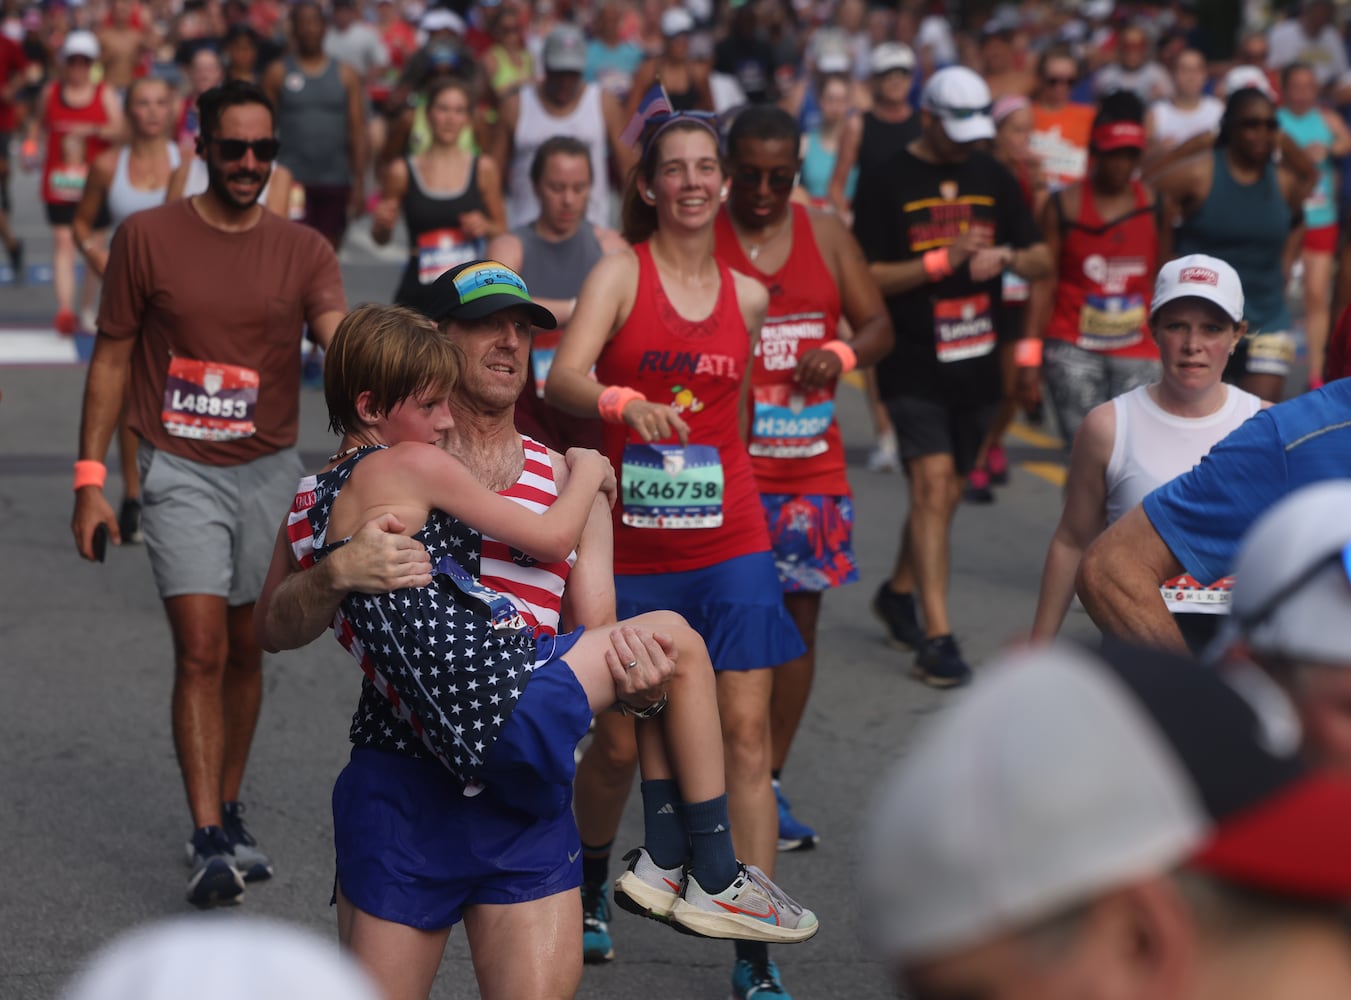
left=452, top=261, right=533, bottom=305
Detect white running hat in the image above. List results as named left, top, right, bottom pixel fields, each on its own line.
left=861, top=641, right=1351, bottom=964
left=1150, top=253, right=1244, bottom=322
left=660, top=8, right=695, bottom=37
left=920, top=66, right=994, bottom=143
left=61, top=30, right=99, bottom=62
left=1217, top=482, right=1351, bottom=665
left=870, top=41, right=915, bottom=76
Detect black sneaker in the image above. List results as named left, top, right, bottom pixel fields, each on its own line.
left=186, top=825, right=245, bottom=908
left=118, top=497, right=143, bottom=544
left=913, top=635, right=973, bottom=689
left=222, top=801, right=274, bottom=882
left=7, top=238, right=22, bottom=283
left=872, top=583, right=925, bottom=650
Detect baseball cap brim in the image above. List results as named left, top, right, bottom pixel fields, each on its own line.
left=440, top=291, right=558, bottom=329
left=938, top=112, right=995, bottom=143
left=418, top=263, right=558, bottom=330
left=1192, top=771, right=1351, bottom=900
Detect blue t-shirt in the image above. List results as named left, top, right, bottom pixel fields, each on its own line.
left=1143, top=380, right=1351, bottom=584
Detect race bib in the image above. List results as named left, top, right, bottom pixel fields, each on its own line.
left=1161, top=574, right=1233, bottom=616
left=49, top=164, right=88, bottom=202
left=417, top=227, right=482, bottom=285
left=933, top=293, right=995, bottom=363
left=161, top=357, right=259, bottom=441
left=530, top=330, right=560, bottom=398
left=621, top=443, right=723, bottom=529
left=1002, top=269, right=1030, bottom=304
left=1077, top=294, right=1146, bottom=351
left=750, top=384, right=833, bottom=459
left=435, top=553, right=528, bottom=632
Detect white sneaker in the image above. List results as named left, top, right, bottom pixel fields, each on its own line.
left=669, top=863, right=819, bottom=943
left=613, top=847, right=683, bottom=922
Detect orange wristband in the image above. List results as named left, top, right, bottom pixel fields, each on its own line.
left=1015, top=338, right=1043, bottom=367
left=73, top=460, right=107, bottom=491
left=923, top=247, right=953, bottom=281
left=598, top=385, right=647, bottom=424
left=820, top=340, right=857, bottom=373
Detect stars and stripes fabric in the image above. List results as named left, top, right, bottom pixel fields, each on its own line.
left=289, top=447, right=541, bottom=788
left=620, top=81, right=673, bottom=146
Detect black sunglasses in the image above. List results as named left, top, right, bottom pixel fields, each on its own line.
left=733, top=165, right=796, bottom=192
left=1237, top=117, right=1279, bottom=132
left=210, top=136, right=281, bottom=161
left=1043, top=75, right=1075, bottom=86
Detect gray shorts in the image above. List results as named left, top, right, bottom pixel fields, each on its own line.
left=137, top=442, right=303, bottom=605
left=1042, top=339, right=1160, bottom=446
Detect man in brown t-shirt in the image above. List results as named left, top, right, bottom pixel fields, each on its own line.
left=70, top=80, right=347, bottom=908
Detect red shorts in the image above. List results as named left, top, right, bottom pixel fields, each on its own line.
left=1305, top=223, right=1338, bottom=254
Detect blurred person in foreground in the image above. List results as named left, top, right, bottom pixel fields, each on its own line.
left=863, top=640, right=1351, bottom=1000
left=1213, top=482, right=1351, bottom=773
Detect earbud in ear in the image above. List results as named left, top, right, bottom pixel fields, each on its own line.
left=720, top=186, right=729, bottom=200
left=645, top=188, right=655, bottom=198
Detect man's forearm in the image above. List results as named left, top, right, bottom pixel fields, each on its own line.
left=1077, top=546, right=1187, bottom=653
left=79, top=337, right=133, bottom=462
left=259, top=559, right=347, bottom=652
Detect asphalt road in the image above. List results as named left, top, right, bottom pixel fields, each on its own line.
left=0, top=167, right=1083, bottom=999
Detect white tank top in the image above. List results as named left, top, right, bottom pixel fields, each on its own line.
left=1149, top=96, right=1223, bottom=148
left=508, top=82, right=610, bottom=230
left=1105, top=383, right=1263, bottom=525
left=107, top=143, right=181, bottom=229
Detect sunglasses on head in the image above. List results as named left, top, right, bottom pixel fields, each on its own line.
left=210, top=136, right=281, bottom=161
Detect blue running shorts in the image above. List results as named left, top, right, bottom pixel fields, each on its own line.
left=760, top=493, right=859, bottom=593
left=615, top=550, right=807, bottom=671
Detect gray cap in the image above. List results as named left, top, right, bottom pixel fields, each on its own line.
left=1219, top=481, right=1351, bottom=665
left=543, top=24, right=588, bottom=72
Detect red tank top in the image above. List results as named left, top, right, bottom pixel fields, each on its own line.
left=714, top=203, right=849, bottom=496
left=480, top=435, right=575, bottom=637
left=42, top=83, right=111, bottom=205
left=1046, top=180, right=1160, bottom=360
left=595, top=242, right=769, bottom=575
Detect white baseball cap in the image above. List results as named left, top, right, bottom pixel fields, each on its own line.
left=920, top=66, right=994, bottom=143
left=61, top=30, right=99, bottom=62
left=1222, top=64, right=1276, bottom=100
left=660, top=8, right=694, bottom=37
left=1150, top=254, right=1244, bottom=323
left=861, top=641, right=1351, bottom=964
left=543, top=24, right=588, bottom=72
left=869, top=41, right=915, bottom=76
left=62, top=917, right=381, bottom=1000
left=1217, top=482, right=1351, bottom=665
left=816, top=49, right=851, bottom=74
left=419, top=7, right=465, bottom=35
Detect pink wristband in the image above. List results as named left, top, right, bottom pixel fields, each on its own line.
left=73, top=460, right=107, bottom=491
left=923, top=247, right=953, bottom=281
left=598, top=385, right=647, bottom=424
left=820, top=340, right=857, bottom=373
left=1015, top=338, right=1043, bottom=367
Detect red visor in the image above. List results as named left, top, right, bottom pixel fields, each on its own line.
left=1091, top=122, right=1146, bottom=152
left=1190, top=772, right=1351, bottom=900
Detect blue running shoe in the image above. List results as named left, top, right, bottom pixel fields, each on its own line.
left=185, top=825, right=245, bottom=908
left=222, top=801, right=274, bottom=882
left=774, top=782, right=818, bottom=853
left=582, top=881, right=614, bottom=963
left=732, top=958, right=791, bottom=999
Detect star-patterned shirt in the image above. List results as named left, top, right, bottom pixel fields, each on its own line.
left=289, top=446, right=542, bottom=786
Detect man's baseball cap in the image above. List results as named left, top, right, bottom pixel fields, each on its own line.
left=1150, top=254, right=1244, bottom=322
left=61, top=29, right=99, bottom=61
left=417, top=260, right=557, bottom=330
left=660, top=8, right=694, bottom=37
left=543, top=24, right=588, bottom=72
left=1216, top=482, right=1351, bottom=665
left=920, top=66, right=994, bottom=143
left=1223, top=64, right=1277, bottom=99
left=869, top=41, right=915, bottom=76
left=419, top=7, right=465, bottom=34
left=861, top=642, right=1351, bottom=964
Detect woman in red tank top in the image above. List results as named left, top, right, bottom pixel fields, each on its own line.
left=1022, top=90, right=1169, bottom=447
left=545, top=111, right=808, bottom=996
left=30, top=30, right=122, bottom=334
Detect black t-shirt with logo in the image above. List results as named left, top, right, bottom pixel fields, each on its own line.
left=853, top=145, right=1038, bottom=406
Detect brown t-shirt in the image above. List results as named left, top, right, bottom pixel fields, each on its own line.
left=99, top=198, right=347, bottom=465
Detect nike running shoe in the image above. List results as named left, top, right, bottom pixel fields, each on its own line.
left=872, top=584, right=925, bottom=650
left=581, top=881, right=615, bottom=963
left=732, top=958, right=792, bottom=998
left=222, top=801, right=273, bottom=882
left=913, top=634, right=973, bottom=689
left=963, top=467, right=995, bottom=503
left=613, top=847, right=683, bottom=923
left=986, top=443, right=1010, bottom=485
left=670, top=864, right=818, bottom=943
left=186, top=825, right=245, bottom=908
left=774, top=783, right=818, bottom=852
